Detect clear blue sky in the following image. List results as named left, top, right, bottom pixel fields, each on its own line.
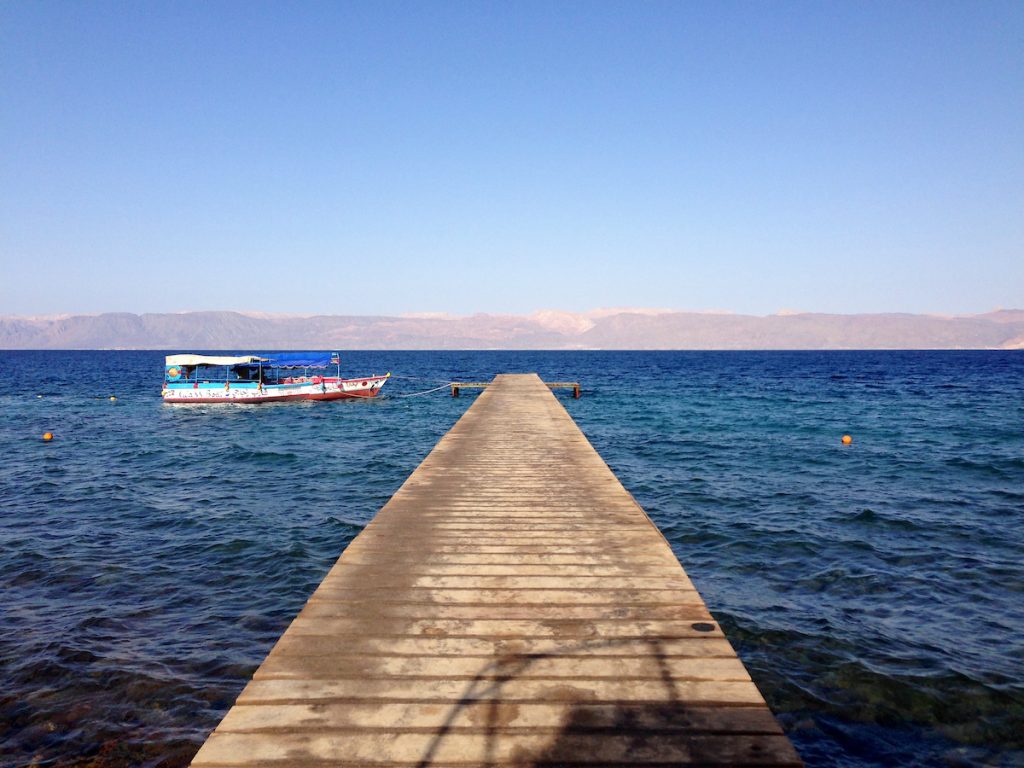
left=2, top=1, right=1021, bottom=316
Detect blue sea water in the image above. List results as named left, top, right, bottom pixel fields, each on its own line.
left=0, top=350, right=1022, bottom=768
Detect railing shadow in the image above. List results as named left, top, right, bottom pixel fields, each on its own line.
left=413, top=636, right=693, bottom=768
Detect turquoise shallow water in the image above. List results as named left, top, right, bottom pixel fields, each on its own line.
left=1, top=350, right=1022, bottom=767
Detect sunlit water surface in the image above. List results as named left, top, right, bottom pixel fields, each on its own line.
left=1, top=350, right=1022, bottom=767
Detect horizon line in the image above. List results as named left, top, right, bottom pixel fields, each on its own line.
left=3, top=307, right=1021, bottom=322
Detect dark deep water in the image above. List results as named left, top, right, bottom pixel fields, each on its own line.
left=1, top=350, right=1022, bottom=767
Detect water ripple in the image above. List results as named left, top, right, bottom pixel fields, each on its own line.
left=1, top=350, right=1022, bottom=767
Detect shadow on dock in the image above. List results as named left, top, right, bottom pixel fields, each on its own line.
left=409, top=637, right=793, bottom=767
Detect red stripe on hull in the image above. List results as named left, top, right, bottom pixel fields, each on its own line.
left=164, top=390, right=383, bottom=404
left=307, top=389, right=383, bottom=401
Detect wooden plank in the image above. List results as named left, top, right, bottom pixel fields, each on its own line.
left=191, top=374, right=801, bottom=767
left=295, top=603, right=713, bottom=620
left=267, top=635, right=739, bottom=658
left=194, top=731, right=799, bottom=766
left=234, top=678, right=769, bottom=705
left=214, top=701, right=785, bottom=733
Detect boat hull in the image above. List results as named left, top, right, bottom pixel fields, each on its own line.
left=162, top=374, right=389, bottom=404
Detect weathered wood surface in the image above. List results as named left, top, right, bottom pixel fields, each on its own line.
left=191, top=374, right=801, bottom=767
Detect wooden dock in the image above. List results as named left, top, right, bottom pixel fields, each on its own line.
left=191, top=374, right=801, bottom=767
left=451, top=381, right=580, bottom=398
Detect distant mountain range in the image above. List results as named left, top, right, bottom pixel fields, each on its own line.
left=2, top=309, right=1023, bottom=350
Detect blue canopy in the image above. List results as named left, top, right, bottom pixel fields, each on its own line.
left=257, top=352, right=339, bottom=369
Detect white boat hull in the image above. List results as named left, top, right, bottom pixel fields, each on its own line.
left=162, top=374, right=389, bottom=403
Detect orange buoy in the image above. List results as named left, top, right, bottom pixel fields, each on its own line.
left=109, top=396, right=117, bottom=401
left=42, top=432, right=54, bottom=442
left=841, top=434, right=853, bottom=445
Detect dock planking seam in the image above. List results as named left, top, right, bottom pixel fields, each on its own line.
left=331, top=561, right=679, bottom=565
left=230, top=696, right=772, bottom=707
left=296, top=611, right=716, bottom=621
left=252, top=675, right=758, bottom=683
left=266, top=656, right=743, bottom=666
left=278, top=633, right=729, bottom=641
left=308, top=586, right=702, bottom=593
left=300, top=601, right=709, bottom=609
left=299, top=602, right=708, bottom=606
left=213, top=727, right=787, bottom=737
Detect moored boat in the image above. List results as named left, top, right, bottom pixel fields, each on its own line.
left=162, top=352, right=389, bottom=403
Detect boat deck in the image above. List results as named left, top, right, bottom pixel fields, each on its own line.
left=190, top=373, right=802, bottom=766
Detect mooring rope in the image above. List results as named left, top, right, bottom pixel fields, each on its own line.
left=394, top=382, right=455, bottom=398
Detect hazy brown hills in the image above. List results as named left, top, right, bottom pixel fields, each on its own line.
left=1, top=309, right=1022, bottom=350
